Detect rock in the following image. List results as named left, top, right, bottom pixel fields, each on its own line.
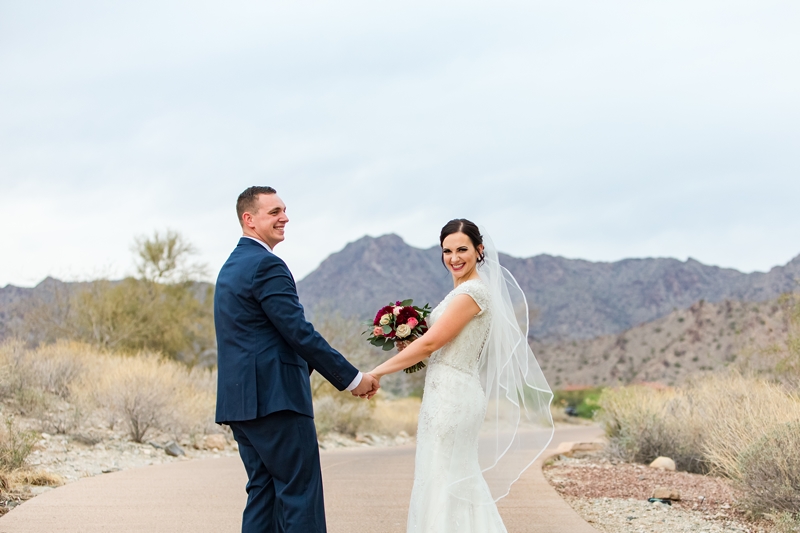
left=649, top=457, right=676, bottom=471
left=164, top=442, right=185, bottom=457
left=203, top=434, right=227, bottom=451
left=652, top=488, right=681, bottom=501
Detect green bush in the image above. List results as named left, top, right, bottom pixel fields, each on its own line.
left=553, top=387, right=604, bottom=419
left=0, top=416, right=37, bottom=471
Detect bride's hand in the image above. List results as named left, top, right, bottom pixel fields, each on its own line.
left=365, top=372, right=382, bottom=398
left=354, top=372, right=381, bottom=399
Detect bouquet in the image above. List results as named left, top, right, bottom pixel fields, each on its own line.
left=363, top=299, right=432, bottom=373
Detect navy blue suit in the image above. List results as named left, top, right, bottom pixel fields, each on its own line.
left=215, top=238, right=359, bottom=533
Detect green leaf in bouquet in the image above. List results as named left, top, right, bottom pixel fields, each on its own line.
left=382, top=340, right=395, bottom=351
left=381, top=325, right=393, bottom=335
left=400, top=299, right=413, bottom=307
left=370, top=336, right=385, bottom=346
left=403, top=361, right=427, bottom=374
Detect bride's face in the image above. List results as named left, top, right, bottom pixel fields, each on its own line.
left=442, top=232, right=482, bottom=281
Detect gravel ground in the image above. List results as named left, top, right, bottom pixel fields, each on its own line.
left=567, top=497, right=757, bottom=533
left=26, top=431, right=239, bottom=483
left=544, top=454, right=773, bottom=533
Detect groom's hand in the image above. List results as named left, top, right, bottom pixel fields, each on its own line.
left=351, top=373, right=380, bottom=399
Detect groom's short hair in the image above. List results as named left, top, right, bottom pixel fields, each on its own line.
left=237, top=186, right=277, bottom=225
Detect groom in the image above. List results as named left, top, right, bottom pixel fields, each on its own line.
left=215, top=186, right=379, bottom=533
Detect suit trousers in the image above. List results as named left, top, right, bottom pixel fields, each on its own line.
left=229, top=410, right=326, bottom=533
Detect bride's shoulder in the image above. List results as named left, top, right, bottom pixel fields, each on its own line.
left=456, top=278, right=487, bottom=293
left=453, top=279, right=491, bottom=313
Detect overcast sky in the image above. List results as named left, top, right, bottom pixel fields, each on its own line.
left=1, top=1, right=798, bottom=287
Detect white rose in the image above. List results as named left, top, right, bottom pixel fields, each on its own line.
left=393, top=306, right=402, bottom=316
left=396, top=324, right=412, bottom=338
left=379, top=314, right=392, bottom=326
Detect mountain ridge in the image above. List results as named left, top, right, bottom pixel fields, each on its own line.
left=297, top=234, right=800, bottom=340
left=3, top=236, right=798, bottom=342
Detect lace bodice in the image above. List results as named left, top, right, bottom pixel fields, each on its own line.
left=427, top=279, right=492, bottom=377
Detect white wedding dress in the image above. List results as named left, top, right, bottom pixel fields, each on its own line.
left=407, top=279, right=507, bottom=533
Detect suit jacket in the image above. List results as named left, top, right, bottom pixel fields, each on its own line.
left=214, top=237, right=359, bottom=424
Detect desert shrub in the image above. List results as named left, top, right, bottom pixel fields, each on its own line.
left=81, top=352, right=215, bottom=442
left=0, top=340, right=31, bottom=399
left=366, top=398, right=421, bottom=437
left=598, top=385, right=707, bottom=473
left=32, top=394, right=82, bottom=435
left=313, top=395, right=372, bottom=437
left=0, top=340, right=216, bottom=443
left=1, top=341, right=88, bottom=400
left=24, top=343, right=87, bottom=398
left=737, top=421, right=800, bottom=514
left=599, top=374, right=800, bottom=477
left=0, top=416, right=37, bottom=471
left=697, top=374, right=800, bottom=479
left=0, top=342, right=91, bottom=433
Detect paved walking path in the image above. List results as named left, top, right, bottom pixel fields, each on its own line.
left=0, top=425, right=602, bottom=533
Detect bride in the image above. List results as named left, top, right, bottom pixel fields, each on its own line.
left=369, top=219, right=555, bottom=533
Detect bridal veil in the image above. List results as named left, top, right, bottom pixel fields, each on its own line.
left=449, top=228, right=555, bottom=504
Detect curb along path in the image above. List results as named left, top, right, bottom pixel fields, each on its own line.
left=0, top=426, right=602, bottom=533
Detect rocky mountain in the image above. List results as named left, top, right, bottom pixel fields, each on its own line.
left=4, top=236, right=799, bottom=346
left=297, top=234, right=800, bottom=340
left=533, top=295, right=796, bottom=388
left=0, top=277, right=73, bottom=340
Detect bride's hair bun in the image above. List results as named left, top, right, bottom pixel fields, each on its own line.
left=439, top=219, right=485, bottom=267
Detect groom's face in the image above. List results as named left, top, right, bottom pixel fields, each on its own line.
left=248, top=193, right=289, bottom=248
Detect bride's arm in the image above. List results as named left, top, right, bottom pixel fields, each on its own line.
left=369, top=294, right=480, bottom=379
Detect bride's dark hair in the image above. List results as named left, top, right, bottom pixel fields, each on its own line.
left=439, top=219, right=485, bottom=268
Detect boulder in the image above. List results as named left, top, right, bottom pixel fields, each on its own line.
left=165, top=441, right=185, bottom=457
left=649, top=456, right=676, bottom=471
left=204, top=434, right=227, bottom=451
left=652, top=487, right=681, bottom=501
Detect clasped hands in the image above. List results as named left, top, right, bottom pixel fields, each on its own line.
left=350, top=372, right=381, bottom=400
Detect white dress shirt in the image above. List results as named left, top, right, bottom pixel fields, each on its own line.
left=243, top=235, right=363, bottom=391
